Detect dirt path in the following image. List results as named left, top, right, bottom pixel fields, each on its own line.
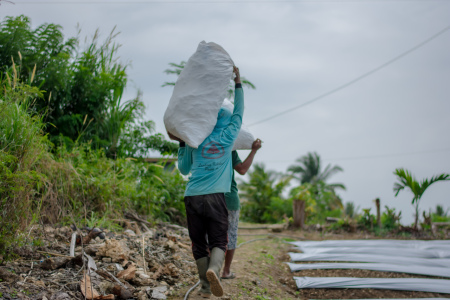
left=173, top=228, right=450, bottom=300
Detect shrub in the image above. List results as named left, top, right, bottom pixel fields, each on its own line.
left=357, top=208, right=376, bottom=230
left=381, top=205, right=401, bottom=230
left=0, top=70, right=48, bottom=261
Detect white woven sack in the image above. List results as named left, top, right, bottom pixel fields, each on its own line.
left=221, top=99, right=255, bottom=150
left=164, top=41, right=234, bottom=148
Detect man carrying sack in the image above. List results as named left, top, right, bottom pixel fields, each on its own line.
left=171, top=66, right=243, bottom=298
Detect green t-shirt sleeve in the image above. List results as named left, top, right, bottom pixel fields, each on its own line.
left=232, top=150, right=242, bottom=168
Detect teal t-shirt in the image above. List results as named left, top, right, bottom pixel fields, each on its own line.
left=177, top=87, right=244, bottom=196
left=225, top=151, right=242, bottom=211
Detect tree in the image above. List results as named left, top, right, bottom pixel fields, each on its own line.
left=0, top=15, right=177, bottom=157
left=288, top=152, right=345, bottom=189
left=239, top=163, right=291, bottom=223
left=162, top=61, right=256, bottom=99
left=393, top=168, right=450, bottom=228
left=288, top=152, right=345, bottom=223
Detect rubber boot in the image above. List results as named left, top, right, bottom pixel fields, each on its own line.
left=206, top=247, right=225, bottom=297
left=195, top=257, right=211, bottom=298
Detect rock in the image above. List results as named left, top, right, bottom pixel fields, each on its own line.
left=166, top=240, right=176, bottom=250
left=98, top=281, right=115, bottom=294
left=40, top=257, right=70, bottom=270
left=44, top=225, right=55, bottom=233
left=97, top=239, right=130, bottom=262
left=84, top=244, right=102, bottom=256
left=49, top=292, right=71, bottom=300
left=112, top=285, right=133, bottom=300
left=142, top=230, right=154, bottom=238
left=137, top=290, right=149, bottom=300
left=115, top=263, right=124, bottom=271
left=124, top=229, right=136, bottom=236
left=151, top=286, right=168, bottom=300
left=132, top=275, right=152, bottom=286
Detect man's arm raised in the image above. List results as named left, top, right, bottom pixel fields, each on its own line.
left=234, top=139, right=262, bottom=175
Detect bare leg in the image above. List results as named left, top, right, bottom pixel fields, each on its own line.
left=221, top=249, right=235, bottom=278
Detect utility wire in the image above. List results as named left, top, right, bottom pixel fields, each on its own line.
left=13, top=0, right=450, bottom=3
left=263, top=147, right=450, bottom=164
left=248, top=24, right=450, bottom=127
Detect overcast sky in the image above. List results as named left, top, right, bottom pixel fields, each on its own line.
left=3, top=0, right=450, bottom=225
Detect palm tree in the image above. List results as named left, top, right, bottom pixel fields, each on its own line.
left=393, top=168, right=449, bottom=228
left=288, top=152, right=345, bottom=190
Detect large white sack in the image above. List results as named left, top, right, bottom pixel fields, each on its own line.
left=164, top=41, right=234, bottom=148
left=221, top=99, right=255, bottom=150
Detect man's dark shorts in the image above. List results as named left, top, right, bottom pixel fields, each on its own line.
left=184, top=193, right=228, bottom=260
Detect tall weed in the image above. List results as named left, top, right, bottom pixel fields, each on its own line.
left=0, top=69, right=47, bottom=260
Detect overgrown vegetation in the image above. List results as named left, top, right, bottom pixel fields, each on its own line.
left=0, top=73, right=186, bottom=260
left=0, top=16, right=185, bottom=261
left=239, top=154, right=449, bottom=237
left=0, top=15, right=177, bottom=158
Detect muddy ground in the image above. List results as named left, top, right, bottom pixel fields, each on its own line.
left=0, top=222, right=449, bottom=300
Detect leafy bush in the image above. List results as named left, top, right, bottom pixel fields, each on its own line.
left=381, top=205, right=401, bottom=230
left=357, top=208, right=376, bottom=230
left=261, top=197, right=293, bottom=224
left=239, top=163, right=291, bottom=224
left=344, top=201, right=359, bottom=219
left=328, top=217, right=357, bottom=232
left=431, top=205, right=450, bottom=223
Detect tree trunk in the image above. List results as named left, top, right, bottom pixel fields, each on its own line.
left=414, top=200, right=419, bottom=229
left=293, top=199, right=305, bottom=229
left=375, top=198, right=381, bottom=229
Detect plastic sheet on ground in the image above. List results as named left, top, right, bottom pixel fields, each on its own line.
left=294, top=276, right=450, bottom=294
left=294, top=246, right=450, bottom=258
left=309, top=298, right=450, bottom=300
left=287, top=262, right=450, bottom=278
left=288, top=252, right=450, bottom=268
left=290, top=239, right=450, bottom=250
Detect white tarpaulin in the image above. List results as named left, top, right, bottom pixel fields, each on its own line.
left=288, top=252, right=450, bottom=268
left=310, top=299, right=449, bottom=300
left=290, top=240, right=450, bottom=250
left=294, top=276, right=450, bottom=294
left=287, top=262, right=450, bottom=278
left=294, top=246, right=450, bottom=258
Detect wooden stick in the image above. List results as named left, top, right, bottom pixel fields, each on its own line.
left=37, top=251, right=73, bottom=258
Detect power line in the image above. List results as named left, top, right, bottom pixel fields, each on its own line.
left=263, top=147, right=450, bottom=164
left=248, top=24, right=450, bottom=127
left=12, top=0, right=450, bottom=3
